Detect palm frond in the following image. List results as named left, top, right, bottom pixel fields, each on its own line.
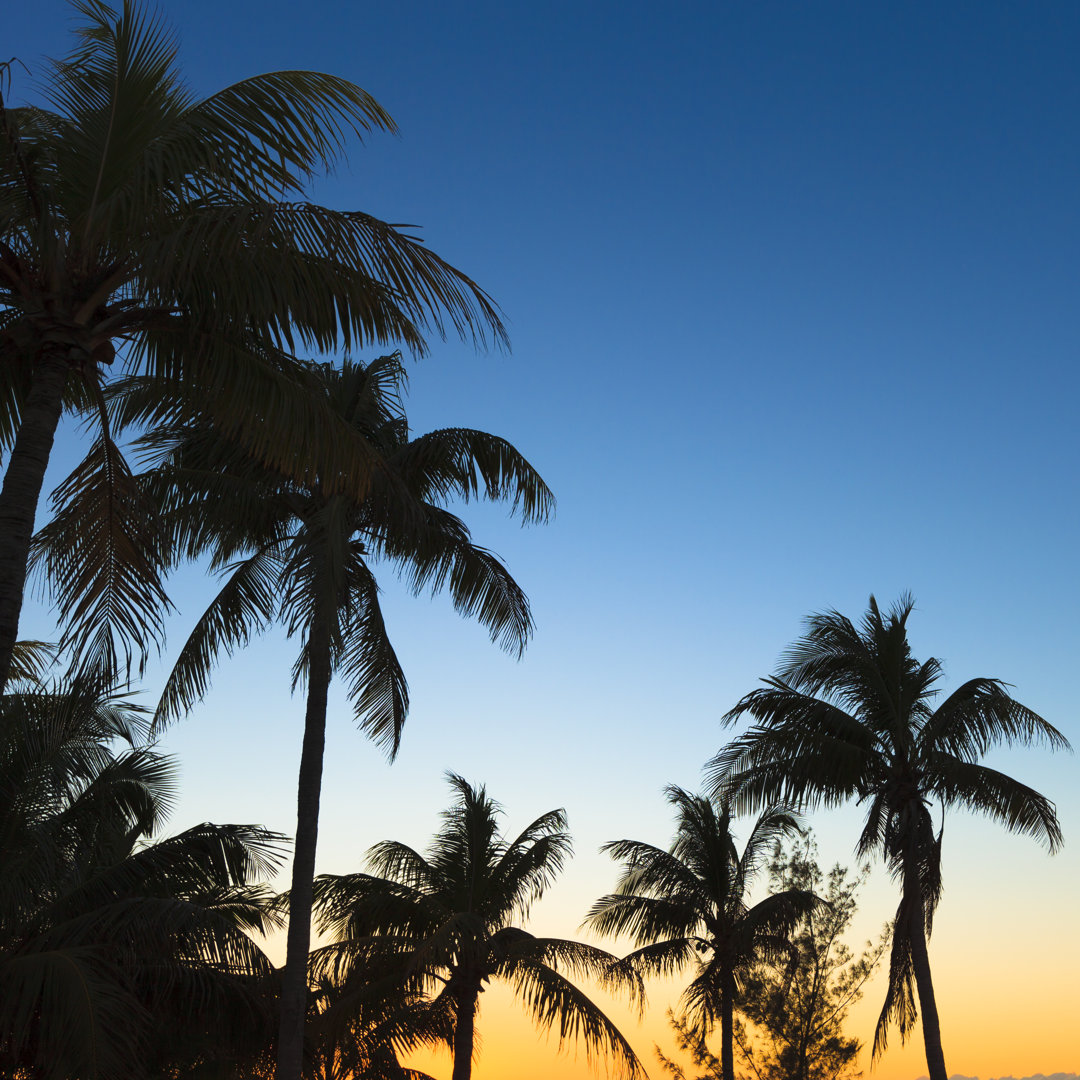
left=871, top=898, right=918, bottom=1059
left=922, top=677, right=1071, bottom=759
left=390, top=427, right=554, bottom=524
left=6, top=639, right=56, bottom=689
left=926, top=754, right=1064, bottom=851
left=389, top=517, right=534, bottom=658
left=488, top=811, right=572, bottom=923
left=334, top=550, right=408, bottom=758
left=30, top=421, right=171, bottom=681
left=608, top=937, right=698, bottom=981
left=154, top=545, right=282, bottom=729
left=0, top=667, right=278, bottom=1080
left=733, top=805, right=803, bottom=893
left=0, top=944, right=149, bottom=1080
left=507, top=958, right=646, bottom=1078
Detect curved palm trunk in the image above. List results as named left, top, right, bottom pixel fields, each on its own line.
left=909, top=913, right=947, bottom=1080
left=276, top=609, right=333, bottom=1080
left=904, top=860, right=947, bottom=1080
left=720, top=966, right=736, bottom=1080
left=451, top=987, right=480, bottom=1080
left=0, top=352, right=69, bottom=690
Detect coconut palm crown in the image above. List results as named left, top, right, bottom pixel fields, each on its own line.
left=707, top=594, right=1069, bottom=1080
left=311, top=774, right=646, bottom=1080
left=0, top=0, right=506, bottom=688
left=586, top=788, right=817, bottom=1080
left=0, top=659, right=284, bottom=1080
left=125, top=354, right=551, bottom=1080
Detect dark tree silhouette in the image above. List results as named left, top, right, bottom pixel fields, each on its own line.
left=311, top=774, right=645, bottom=1080
left=118, top=358, right=550, bottom=1080
left=0, top=660, right=283, bottom=1079
left=709, top=595, right=1069, bottom=1080
left=734, top=834, right=887, bottom=1080
left=0, top=0, right=505, bottom=691
left=587, top=787, right=819, bottom=1080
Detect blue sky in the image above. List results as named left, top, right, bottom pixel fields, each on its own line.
left=8, top=3, right=1080, bottom=1076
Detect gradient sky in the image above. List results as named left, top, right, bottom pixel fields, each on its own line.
left=7, top=3, right=1080, bottom=1078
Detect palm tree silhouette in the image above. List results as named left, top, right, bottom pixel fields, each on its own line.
left=587, top=787, right=817, bottom=1080
left=142, top=356, right=551, bottom=1080
left=0, top=0, right=506, bottom=687
left=0, top=662, right=283, bottom=1080
left=708, top=594, right=1070, bottom=1080
left=269, top=954, right=447, bottom=1080
left=311, top=774, right=645, bottom=1080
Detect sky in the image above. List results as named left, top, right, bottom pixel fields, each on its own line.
left=6, top=2, right=1080, bottom=1078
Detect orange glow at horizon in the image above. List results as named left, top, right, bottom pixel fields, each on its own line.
left=398, top=929, right=1078, bottom=1080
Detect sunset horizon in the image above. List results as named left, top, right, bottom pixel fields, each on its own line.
left=3, top=2, right=1077, bottom=1079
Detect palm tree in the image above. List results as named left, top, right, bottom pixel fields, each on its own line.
left=0, top=0, right=506, bottom=687
left=235, top=954, right=446, bottom=1080
left=586, top=788, right=817, bottom=1080
left=708, top=595, right=1070, bottom=1080
left=311, top=774, right=646, bottom=1080
left=130, top=356, right=552, bottom=1080
left=0, top=661, right=284, bottom=1080
left=300, top=960, right=448, bottom=1080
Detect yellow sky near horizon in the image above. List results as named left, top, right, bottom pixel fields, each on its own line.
left=393, top=869, right=1078, bottom=1080
left=259, top=802, right=1077, bottom=1080
left=400, top=960, right=1078, bottom=1080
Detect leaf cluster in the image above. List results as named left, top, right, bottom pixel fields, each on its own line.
left=310, top=773, right=646, bottom=1079
left=0, top=661, right=285, bottom=1080
left=734, top=835, right=887, bottom=1080
left=710, top=594, right=1070, bottom=1056
left=587, top=787, right=818, bottom=1037
left=2, top=0, right=512, bottom=687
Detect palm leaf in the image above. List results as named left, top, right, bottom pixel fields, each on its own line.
left=506, top=957, right=646, bottom=1078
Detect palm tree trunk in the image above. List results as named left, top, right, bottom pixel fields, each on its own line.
left=276, top=609, right=333, bottom=1080
left=0, top=352, right=69, bottom=690
left=720, top=967, right=736, bottom=1080
left=909, top=909, right=947, bottom=1080
left=451, top=987, right=479, bottom=1080
left=904, top=860, right=947, bottom=1080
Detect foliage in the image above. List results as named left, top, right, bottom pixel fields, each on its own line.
left=655, top=1010, right=725, bottom=1079
left=0, top=0, right=506, bottom=687
left=138, top=353, right=552, bottom=745
left=587, top=788, right=819, bottom=1080
left=734, top=835, right=886, bottom=1080
left=118, top=353, right=551, bottom=1079
left=310, top=774, right=645, bottom=1080
left=299, top=963, right=448, bottom=1080
left=232, top=960, right=446, bottom=1080
left=710, top=595, right=1070, bottom=1080
left=0, top=660, right=284, bottom=1080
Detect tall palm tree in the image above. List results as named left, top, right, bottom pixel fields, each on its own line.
left=0, top=0, right=506, bottom=687
left=0, top=661, right=284, bottom=1080
left=708, top=595, right=1070, bottom=1080
left=130, top=356, right=552, bottom=1080
left=311, top=774, right=646, bottom=1080
left=586, top=788, right=817, bottom=1080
